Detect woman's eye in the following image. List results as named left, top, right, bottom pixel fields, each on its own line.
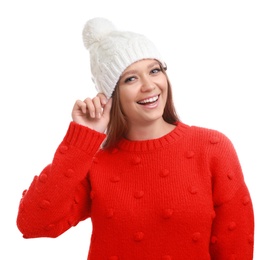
left=151, top=68, right=161, bottom=74
left=124, top=76, right=136, bottom=83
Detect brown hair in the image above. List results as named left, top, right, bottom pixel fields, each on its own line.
left=102, top=64, right=180, bottom=149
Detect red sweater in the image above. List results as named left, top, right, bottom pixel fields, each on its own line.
left=17, top=121, right=254, bottom=259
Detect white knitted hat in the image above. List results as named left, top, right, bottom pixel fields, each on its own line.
left=82, top=17, right=166, bottom=98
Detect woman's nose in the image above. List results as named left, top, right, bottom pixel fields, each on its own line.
left=140, top=76, right=155, bottom=92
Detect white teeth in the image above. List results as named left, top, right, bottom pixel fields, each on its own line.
left=138, top=95, right=159, bottom=104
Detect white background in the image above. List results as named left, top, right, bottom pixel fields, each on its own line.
left=0, top=0, right=279, bottom=259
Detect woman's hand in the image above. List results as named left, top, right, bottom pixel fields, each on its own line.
left=71, top=93, right=112, bottom=133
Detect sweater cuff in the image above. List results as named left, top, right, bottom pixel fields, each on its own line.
left=63, top=122, right=106, bottom=155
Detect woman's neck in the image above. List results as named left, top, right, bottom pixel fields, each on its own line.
left=125, top=118, right=176, bottom=141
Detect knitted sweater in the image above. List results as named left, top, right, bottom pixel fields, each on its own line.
left=17, top=121, right=254, bottom=259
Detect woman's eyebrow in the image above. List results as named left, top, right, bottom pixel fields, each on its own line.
left=121, top=61, right=160, bottom=79
left=121, top=69, right=138, bottom=79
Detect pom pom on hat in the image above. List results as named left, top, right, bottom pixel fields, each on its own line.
left=82, top=17, right=166, bottom=99
left=82, top=18, right=115, bottom=50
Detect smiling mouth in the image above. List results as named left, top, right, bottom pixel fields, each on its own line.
left=137, top=95, right=159, bottom=105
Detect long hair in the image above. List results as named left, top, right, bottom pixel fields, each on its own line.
left=102, top=64, right=180, bottom=149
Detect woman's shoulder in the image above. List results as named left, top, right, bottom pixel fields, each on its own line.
left=178, top=121, right=233, bottom=147
left=178, top=121, right=226, bottom=138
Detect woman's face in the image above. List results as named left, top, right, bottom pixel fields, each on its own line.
left=118, top=59, right=168, bottom=127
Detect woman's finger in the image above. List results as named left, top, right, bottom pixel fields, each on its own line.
left=92, top=96, right=103, bottom=118
left=84, top=97, right=97, bottom=118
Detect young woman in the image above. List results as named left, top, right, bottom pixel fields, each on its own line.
left=17, top=17, right=254, bottom=259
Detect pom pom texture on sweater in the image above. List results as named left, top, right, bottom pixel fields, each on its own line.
left=17, top=121, right=254, bottom=259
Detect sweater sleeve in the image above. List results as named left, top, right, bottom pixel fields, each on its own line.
left=16, top=122, right=106, bottom=238
left=208, top=132, right=254, bottom=259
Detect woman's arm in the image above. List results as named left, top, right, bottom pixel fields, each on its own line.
left=16, top=122, right=106, bottom=238
left=209, top=132, right=254, bottom=259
